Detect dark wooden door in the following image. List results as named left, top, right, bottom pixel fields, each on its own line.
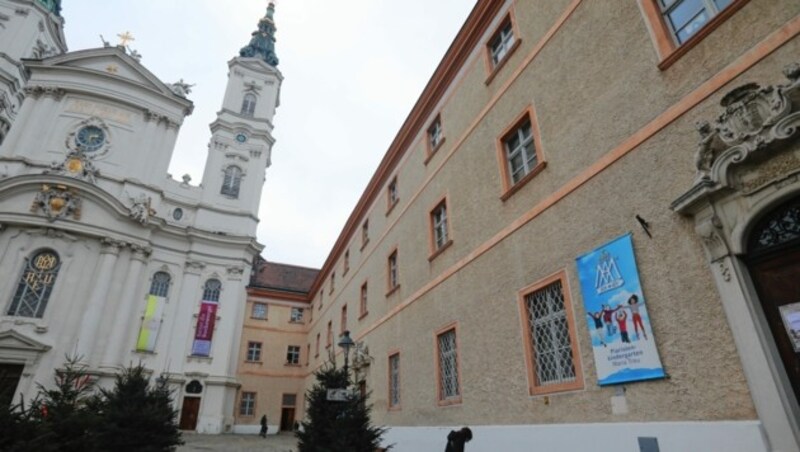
left=0, top=364, right=24, bottom=406
left=179, top=397, right=201, bottom=430
left=749, top=247, right=800, bottom=406
left=280, top=407, right=295, bottom=431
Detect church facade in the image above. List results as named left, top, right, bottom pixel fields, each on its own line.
left=232, top=1, right=800, bottom=451
left=0, top=0, right=282, bottom=434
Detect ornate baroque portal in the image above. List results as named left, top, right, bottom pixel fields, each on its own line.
left=672, top=62, right=800, bottom=450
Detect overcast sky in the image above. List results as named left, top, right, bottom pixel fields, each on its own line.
left=62, top=0, right=476, bottom=269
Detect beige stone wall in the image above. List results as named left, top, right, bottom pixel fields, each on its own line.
left=297, top=0, right=799, bottom=428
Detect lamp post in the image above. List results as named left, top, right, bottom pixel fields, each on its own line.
left=338, top=330, right=355, bottom=383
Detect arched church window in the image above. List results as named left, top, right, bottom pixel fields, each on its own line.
left=7, top=249, right=61, bottom=318
left=203, top=279, right=222, bottom=303
left=149, top=272, right=171, bottom=297
left=241, top=93, right=257, bottom=117
left=749, top=197, right=800, bottom=255
left=221, top=166, right=242, bottom=198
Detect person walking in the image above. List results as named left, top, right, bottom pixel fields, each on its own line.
left=445, top=427, right=472, bottom=452
left=259, top=414, right=268, bottom=438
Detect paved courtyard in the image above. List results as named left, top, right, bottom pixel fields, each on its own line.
left=178, top=432, right=298, bottom=452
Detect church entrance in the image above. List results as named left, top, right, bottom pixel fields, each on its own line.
left=0, top=363, right=24, bottom=406
left=179, top=397, right=201, bottom=430
left=746, top=197, right=800, bottom=408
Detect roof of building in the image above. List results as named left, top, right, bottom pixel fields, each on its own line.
left=250, top=257, right=319, bottom=294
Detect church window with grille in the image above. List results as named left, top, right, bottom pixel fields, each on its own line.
left=436, top=326, right=460, bottom=404
left=203, top=279, right=222, bottom=302
left=149, top=272, right=171, bottom=297
left=389, top=352, right=401, bottom=409
left=521, top=271, right=582, bottom=395
left=241, top=93, right=257, bottom=117
left=221, top=166, right=243, bottom=198
left=7, top=249, right=61, bottom=318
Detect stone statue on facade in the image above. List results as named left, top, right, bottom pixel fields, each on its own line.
left=169, top=79, right=194, bottom=98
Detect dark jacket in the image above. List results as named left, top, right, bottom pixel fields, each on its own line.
left=445, top=429, right=469, bottom=452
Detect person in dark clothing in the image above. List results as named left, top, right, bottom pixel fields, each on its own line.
left=259, top=414, right=268, bottom=438
left=445, top=427, right=472, bottom=452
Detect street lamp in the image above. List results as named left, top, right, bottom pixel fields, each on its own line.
left=338, top=330, right=355, bottom=383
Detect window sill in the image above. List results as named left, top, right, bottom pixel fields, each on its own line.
left=289, top=320, right=305, bottom=325
left=385, top=285, right=400, bottom=298
left=500, top=161, right=547, bottom=202
left=358, top=311, right=369, bottom=321
left=245, top=360, right=263, bottom=365
left=250, top=317, right=268, bottom=321
left=388, top=405, right=402, bottom=412
left=187, top=355, right=213, bottom=363
left=424, top=137, right=446, bottom=165
left=284, top=363, right=301, bottom=367
left=529, top=380, right=584, bottom=397
left=428, top=240, right=453, bottom=262
left=485, top=39, right=521, bottom=86
left=656, top=0, right=750, bottom=71
left=436, top=397, right=463, bottom=407
left=386, top=200, right=399, bottom=217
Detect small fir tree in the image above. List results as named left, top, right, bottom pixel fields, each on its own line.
left=297, top=364, right=389, bottom=452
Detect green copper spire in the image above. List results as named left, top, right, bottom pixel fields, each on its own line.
left=36, top=0, right=61, bottom=16
left=239, top=2, right=279, bottom=67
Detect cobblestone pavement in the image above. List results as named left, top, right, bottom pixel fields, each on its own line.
left=177, top=432, right=298, bottom=452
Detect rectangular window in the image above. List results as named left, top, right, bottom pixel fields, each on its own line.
left=239, top=391, right=256, bottom=416
left=246, top=341, right=262, bottom=362
left=360, top=282, right=368, bottom=318
left=362, top=220, right=369, bottom=247
left=520, top=271, right=583, bottom=395
left=290, top=307, right=304, bottom=323
left=430, top=199, right=450, bottom=254
left=309, top=304, right=314, bottom=322
left=315, top=333, right=320, bottom=357
left=427, top=115, right=444, bottom=156
left=660, top=0, right=734, bottom=45
left=387, top=250, right=399, bottom=293
left=306, top=344, right=311, bottom=365
left=327, top=321, right=333, bottom=348
left=387, top=177, right=399, bottom=211
left=341, top=304, right=348, bottom=333
left=330, top=272, right=335, bottom=294
left=282, top=393, right=297, bottom=407
left=389, top=353, right=401, bottom=409
left=488, top=17, right=516, bottom=67
left=436, top=327, right=461, bottom=404
left=497, top=107, right=546, bottom=199
left=251, top=302, right=267, bottom=320
left=287, top=345, right=301, bottom=365
left=344, top=250, right=350, bottom=274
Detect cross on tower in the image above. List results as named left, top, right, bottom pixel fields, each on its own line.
left=117, top=31, right=135, bottom=47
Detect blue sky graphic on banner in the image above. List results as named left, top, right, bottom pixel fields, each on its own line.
left=576, top=233, right=665, bottom=385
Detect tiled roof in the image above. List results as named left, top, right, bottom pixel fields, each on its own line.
left=250, top=257, right=319, bottom=295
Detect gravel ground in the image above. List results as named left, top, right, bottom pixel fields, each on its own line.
left=177, top=432, right=298, bottom=452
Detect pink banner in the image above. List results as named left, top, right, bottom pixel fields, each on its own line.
left=191, top=301, right=218, bottom=356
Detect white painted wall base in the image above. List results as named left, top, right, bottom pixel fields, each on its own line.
left=381, top=421, right=768, bottom=452
left=232, top=424, right=276, bottom=435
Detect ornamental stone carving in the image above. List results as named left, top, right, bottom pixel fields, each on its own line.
left=45, top=150, right=100, bottom=184
left=23, top=86, right=65, bottom=100
left=129, top=194, right=156, bottom=225
left=30, top=184, right=81, bottom=222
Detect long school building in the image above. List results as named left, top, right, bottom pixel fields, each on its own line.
left=234, top=0, right=800, bottom=450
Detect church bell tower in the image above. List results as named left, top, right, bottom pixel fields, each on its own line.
left=200, top=2, right=282, bottom=224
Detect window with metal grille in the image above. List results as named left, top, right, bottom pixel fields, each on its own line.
left=437, top=328, right=460, bottom=402
left=7, top=249, right=61, bottom=318
left=428, top=116, right=443, bottom=150
left=330, top=272, right=335, bottom=294
left=524, top=279, right=577, bottom=388
left=360, top=282, right=368, bottom=317
left=431, top=201, right=449, bottom=250
left=282, top=393, right=297, bottom=407
left=252, top=302, right=267, bottom=320
left=504, top=119, right=537, bottom=185
left=149, top=271, right=171, bottom=297
left=290, top=307, right=304, bottom=323
left=388, top=251, right=398, bottom=291
left=489, top=18, right=515, bottom=66
left=659, top=0, right=734, bottom=45
left=388, top=177, right=399, bottom=209
left=241, top=93, right=257, bottom=117
left=344, top=250, right=350, bottom=274
left=221, top=166, right=243, bottom=198
left=239, top=391, right=256, bottom=416
left=362, top=220, right=369, bottom=246
left=286, top=345, right=300, bottom=364
left=389, top=353, right=401, bottom=408
left=246, top=341, right=262, bottom=362
left=341, top=305, right=347, bottom=332
left=202, top=279, right=222, bottom=302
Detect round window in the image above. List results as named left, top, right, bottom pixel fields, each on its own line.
left=173, top=208, right=183, bottom=221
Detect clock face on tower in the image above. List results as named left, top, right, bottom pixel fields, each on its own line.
left=75, top=126, right=106, bottom=152
left=235, top=133, right=248, bottom=143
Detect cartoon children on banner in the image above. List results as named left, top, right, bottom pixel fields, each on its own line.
left=576, top=234, right=665, bottom=386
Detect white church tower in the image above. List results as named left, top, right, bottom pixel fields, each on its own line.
left=0, top=1, right=283, bottom=434
left=200, top=2, right=282, bottom=222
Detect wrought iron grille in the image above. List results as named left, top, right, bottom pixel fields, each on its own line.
left=389, top=353, right=400, bottom=407
left=437, top=329, right=459, bottom=400
left=524, top=280, right=576, bottom=386
left=203, top=279, right=222, bottom=302
left=149, top=271, right=171, bottom=297
left=433, top=204, right=448, bottom=249
left=7, top=249, right=61, bottom=318
left=750, top=199, right=800, bottom=254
